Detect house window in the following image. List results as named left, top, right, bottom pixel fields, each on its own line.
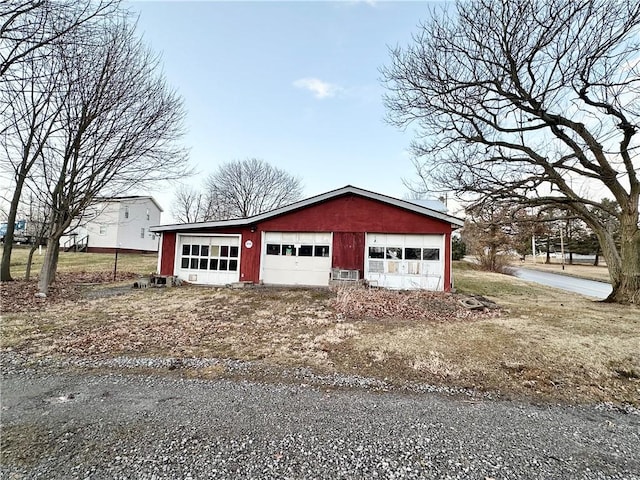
left=124, top=206, right=129, bottom=219
left=99, top=225, right=107, bottom=235
left=140, top=228, right=145, bottom=238
left=368, top=247, right=384, bottom=259
left=299, top=245, right=313, bottom=257
left=146, top=209, right=150, bottom=221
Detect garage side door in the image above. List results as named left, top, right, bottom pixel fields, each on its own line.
left=262, top=232, right=331, bottom=286
left=176, top=234, right=240, bottom=285
left=365, top=233, right=444, bottom=290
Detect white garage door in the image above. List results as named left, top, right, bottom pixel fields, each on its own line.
left=176, top=234, right=240, bottom=285
left=262, top=232, right=332, bottom=286
left=365, top=233, right=445, bottom=290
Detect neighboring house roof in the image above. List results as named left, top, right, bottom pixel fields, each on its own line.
left=405, top=198, right=448, bottom=212
left=96, top=195, right=164, bottom=212
left=150, top=185, right=464, bottom=233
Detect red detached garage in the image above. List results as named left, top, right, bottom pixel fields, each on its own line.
left=150, top=186, right=464, bottom=291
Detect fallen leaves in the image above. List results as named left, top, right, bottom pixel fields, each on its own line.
left=1, top=271, right=139, bottom=313
left=331, top=287, right=500, bottom=322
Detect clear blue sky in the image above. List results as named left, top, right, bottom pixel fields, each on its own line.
left=129, top=1, right=438, bottom=220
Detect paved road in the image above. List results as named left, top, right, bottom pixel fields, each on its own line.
left=1, top=368, right=639, bottom=479
left=514, top=268, right=613, bottom=299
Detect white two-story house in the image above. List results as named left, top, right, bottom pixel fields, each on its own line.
left=63, top=196, right=162, bottom=253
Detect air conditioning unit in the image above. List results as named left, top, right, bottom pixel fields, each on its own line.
left=331, top=269, right=359, bottom=281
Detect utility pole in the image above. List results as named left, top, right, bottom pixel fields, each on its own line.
left=560, top=226, right=565, bottom=270
left=532, top=235, right=536, bottom=263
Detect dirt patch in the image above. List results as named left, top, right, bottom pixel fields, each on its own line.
left=332, top=287, right=500, bottom=321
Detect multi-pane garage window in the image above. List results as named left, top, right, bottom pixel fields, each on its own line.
left=266, top=243, right=329, bottom=258
left=367, top=242, right=441, bottom=276
left=404, top=247, right=440, bottom=261
left=180, top=242, right=239, bottom=271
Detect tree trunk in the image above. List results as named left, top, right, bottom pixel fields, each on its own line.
left=1, top=225, right=16, bottom=282
left=593, top=253, right=599, bottom=267
left=0, top=176, right=26, bottom=281
left=605, top=213, right=640, bottom=304
left=25, top=243, right=39, bottom=280
left=38, top=237, right=61, bottom=294
left=569, top=252, right=573, bottom=265
left=545, top=237, right=551, bottom=264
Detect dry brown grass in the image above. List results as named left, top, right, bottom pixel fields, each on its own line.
left=1, top=260, right=638, bottom=406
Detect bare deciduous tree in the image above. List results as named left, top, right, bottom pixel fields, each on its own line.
left=33, top=17, right=189, bottom=293
left=0, top=0, right=119, bottom=281
left=383, top=0, right=640, bottom=303
left=0, top=39, right=67, bottom=281
left=0, top=0, right=118, bottom=77
left=171, top=185, right=216, bottom=224
left=204, top=158, right=303, bottom=219
left=1, top=11, right=190, bottom=294
left=462, top=204, right=519, bottom=273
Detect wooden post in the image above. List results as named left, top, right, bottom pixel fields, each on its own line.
left=113, top=247, right=119, bottom=281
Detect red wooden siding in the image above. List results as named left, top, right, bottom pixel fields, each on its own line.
left=159, top=232, right=176, bottom=275
left=260, top=194, right=450, bottom=233
left=332, top=232, right=365, bottom=274
left=238, top=229, right=261, bottom=283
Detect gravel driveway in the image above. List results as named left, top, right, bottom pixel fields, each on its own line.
left=1, top=359, right=639, bottom=480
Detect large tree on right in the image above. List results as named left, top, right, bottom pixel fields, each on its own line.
left=382, top=0, right=639, bottom=304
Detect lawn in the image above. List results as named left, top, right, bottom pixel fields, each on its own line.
left=1, top=250, right=638, bottom=406
left=4, top=245, right=157, bottom=279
